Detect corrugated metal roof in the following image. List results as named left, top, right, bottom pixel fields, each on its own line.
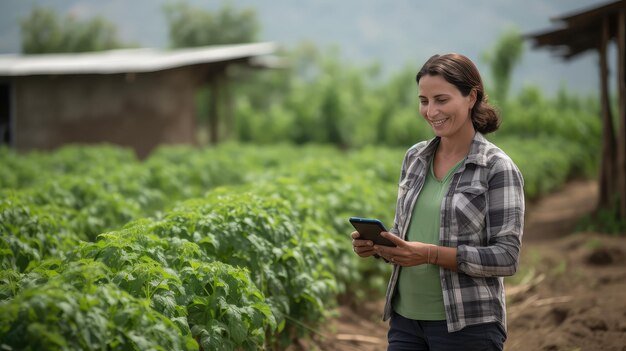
left=0, top=42, right=277, bottom=76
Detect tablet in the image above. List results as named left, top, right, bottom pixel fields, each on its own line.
left=349, top=217, right=396, bottom=247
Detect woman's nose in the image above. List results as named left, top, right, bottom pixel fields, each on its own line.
left=426, top=105, right=438, bottom=118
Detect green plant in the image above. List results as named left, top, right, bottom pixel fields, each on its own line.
left=0, top=260, right=197, bottom=351
left=20, top=6, right=132, bottom=54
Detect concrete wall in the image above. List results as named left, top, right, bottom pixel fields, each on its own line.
left=13, top=66, right=205, bottom=158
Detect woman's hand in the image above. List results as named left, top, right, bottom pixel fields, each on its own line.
left=351, top=231, right=377, bottom=257
left=373, top=232, right=431, bottom=266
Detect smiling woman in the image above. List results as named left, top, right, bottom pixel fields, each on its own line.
left=417, top=53, right=501, bottom=180
left=351, top=53, right=525, bottom=351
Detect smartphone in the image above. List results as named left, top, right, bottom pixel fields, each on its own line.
left=349, top=217, right=396, bottom=247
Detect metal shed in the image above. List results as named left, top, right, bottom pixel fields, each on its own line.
left=0, top=42, right=277, bottom=158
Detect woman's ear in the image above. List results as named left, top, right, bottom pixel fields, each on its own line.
left=469, top=88, right=478, bottom=108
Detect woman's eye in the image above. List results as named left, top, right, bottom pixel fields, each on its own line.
left=436, top=99, right=447, bottom=104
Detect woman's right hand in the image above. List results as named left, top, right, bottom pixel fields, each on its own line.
left=351, top=231, right=376, bottom=257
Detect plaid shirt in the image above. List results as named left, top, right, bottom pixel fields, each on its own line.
left=383, top=132, right=525, bottom=333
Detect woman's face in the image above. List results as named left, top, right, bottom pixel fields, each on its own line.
left=418, top=74, right=476, bottom=139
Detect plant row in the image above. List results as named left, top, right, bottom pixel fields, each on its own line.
left=1, top=137, right=598, bottom=350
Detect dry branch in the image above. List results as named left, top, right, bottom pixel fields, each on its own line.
left=336, top=334, right=384, bottom=344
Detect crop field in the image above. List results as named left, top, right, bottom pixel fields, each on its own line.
left=0, top=134, right=598, bottom=350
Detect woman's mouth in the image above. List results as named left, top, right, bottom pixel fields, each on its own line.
left=430, top=118, right=448, bottom=127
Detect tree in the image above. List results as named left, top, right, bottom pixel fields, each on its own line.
left=163, top=1, right=260, bottom=144
left=482, top=27, right=524, bottom=104
left=20, top=6, right=129, bottom=54
left=163, top=2, right=259, bottom=48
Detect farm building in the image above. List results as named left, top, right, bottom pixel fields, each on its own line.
left=0, top=42, right=278, bottom=158
left=526, top=0, right=626, bottom=219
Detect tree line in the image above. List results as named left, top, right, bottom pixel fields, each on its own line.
left=18, top=2, right=623, bottom=229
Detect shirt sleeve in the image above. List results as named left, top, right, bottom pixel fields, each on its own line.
left=390, top=147, right=413, bottom=237
left=456, top=157, right=525, bottom=277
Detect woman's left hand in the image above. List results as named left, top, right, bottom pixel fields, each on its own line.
left=373, top=232, right=431, bottom=266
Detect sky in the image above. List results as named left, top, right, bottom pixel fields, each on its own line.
left=0, top=0, right=615, bottom=96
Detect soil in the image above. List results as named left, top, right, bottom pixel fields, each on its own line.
left=291, top=180, right=626, bottom=351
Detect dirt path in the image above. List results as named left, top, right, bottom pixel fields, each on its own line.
left=505, top=182, right=626, bottom=351
left=293, top=180, right=626, bottom=351
left=523, top=180, right=598, bottom=242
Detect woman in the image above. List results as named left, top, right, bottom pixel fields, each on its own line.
left=351, top=53, right=525, bottom=351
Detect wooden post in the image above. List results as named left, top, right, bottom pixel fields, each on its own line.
left=207, top=67, right=228, bottom=145
left=619, top=8, right=626, bottom=219
left=599, top=17, right=617, bottom=210
left=208, top=75, right=219, bottom=145
left=223, top=71, right=234, bottom=140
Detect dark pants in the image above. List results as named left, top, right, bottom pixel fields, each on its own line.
left=388, top=311, right=506, bottom=351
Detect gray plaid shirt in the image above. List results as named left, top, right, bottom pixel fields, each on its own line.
left=383, top=132, right=525, bottom=333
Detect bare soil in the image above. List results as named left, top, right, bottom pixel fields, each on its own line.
left=292, top=180, right=626, bottom=351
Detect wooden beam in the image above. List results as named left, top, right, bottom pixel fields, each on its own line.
left=618, top=8, right=626, bottom=219
left=599, top=16, right=617, bottom=210
left=208, top=74, right=220, bottom=145
left=223, top=72, right=234, bottom=140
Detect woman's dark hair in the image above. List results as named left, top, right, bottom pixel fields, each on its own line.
left=416, top=53, right=500, bottom=134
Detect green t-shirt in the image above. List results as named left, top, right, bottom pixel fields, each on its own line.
left=393, top=157, right=464, bottom=320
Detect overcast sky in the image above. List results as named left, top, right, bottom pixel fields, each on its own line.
left=0, top=0, right=615, bottom=96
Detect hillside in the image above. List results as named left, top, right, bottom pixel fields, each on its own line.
left=0, top=0, right=605, bottom=96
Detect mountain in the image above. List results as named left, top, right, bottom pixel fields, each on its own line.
left=0, top=0, right=611, bottom=96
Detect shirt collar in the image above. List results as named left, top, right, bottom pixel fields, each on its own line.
left=415, top=132, right=490, bottom=168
